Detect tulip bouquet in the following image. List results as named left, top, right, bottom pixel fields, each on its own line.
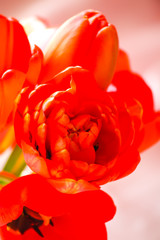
left=0, top=9, right=160, bottom=240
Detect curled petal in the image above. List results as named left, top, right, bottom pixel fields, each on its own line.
left=50, top=178, right=98, bottom=193
left=112, top=70, right=160, bottom=150
left=112, top=70, right=154, bottom=123
left=138, top=112, right=160, bottom=152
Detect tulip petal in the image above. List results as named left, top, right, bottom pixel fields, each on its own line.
left=96, top=147, right=140, bottom=184
left=112, top=70, right=154, bottom=123
left=0, top=205, right=108, bottom=240
left=70, top=160, right=89, bottom=178
left=0, top=70, right=26, bottom=130
left=0, top=15, right=31, bottom=76
left=138, top=112, right=160, bottom=152
left=115, top=49, right=130, bottom=72
left=41, top=14, right=90, bottom=82
left=0, top=174, right=116, bottom=227
left=50, top=178, right=98, bottom=194
left=112, top=70, right=160, bottom=151
left=83, top=164, right=108, bottom=182
left=88, top=24, right=118, bottom=89
left=25, top=45, right=43, bottom=86
left=21, top=141, right=50, bottom=178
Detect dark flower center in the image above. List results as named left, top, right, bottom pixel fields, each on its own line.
left=7, top=207, right=54, bottom=237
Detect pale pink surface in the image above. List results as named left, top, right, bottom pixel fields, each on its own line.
left=0, top=0, right=160, bottom=239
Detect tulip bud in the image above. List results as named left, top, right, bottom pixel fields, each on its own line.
left=38, top=10, right=118, bottom=89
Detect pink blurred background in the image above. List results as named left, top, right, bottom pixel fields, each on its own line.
left=0, top=0, right=160, bottom=239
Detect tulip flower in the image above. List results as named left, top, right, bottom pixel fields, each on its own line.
left=0, top=174, right=116, bottom=240
left=0, top=15, right=43, bottom=153
left=14, top=66, right=142, bottom=184
left=27, top=10, right=118, bottom=90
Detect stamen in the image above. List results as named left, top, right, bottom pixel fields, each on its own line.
left=49, top=219, right=54, bottom=227
left=94, top=143, right=99, bottom=151
left=32, top=225, right=44, bottom=238
left=35, top=144, right=39, bottom=151
left=46, top=150, right=51, bottom=159
left=7, top=207, right=54, bottom=238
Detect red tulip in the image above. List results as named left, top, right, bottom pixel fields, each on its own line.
left=0, top=174, right=116, bottom=240
left=0, top=15, right=30, bottom=129
left=0, top=15, right=43, bottom=152
left=27, top=10, right=118, bottom=90
left=14, top=67, right=141, bottom=184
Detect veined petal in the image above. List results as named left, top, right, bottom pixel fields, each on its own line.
left=49, top=178, right=98, bottom=194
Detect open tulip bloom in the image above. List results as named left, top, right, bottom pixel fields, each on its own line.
left=0, top=174, right=116, bottom=240
left=15, top=67, right=142, bottom=184
left=0, top=9, right=160, bottom=240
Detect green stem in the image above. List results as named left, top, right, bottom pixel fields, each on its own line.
left=3, top=145, right=26, bottom=177
left=0, top=173, right=16, bottom=186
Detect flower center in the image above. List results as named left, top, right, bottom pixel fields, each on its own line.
left=60, top=114, right=101, bottom=163
left=44, top=111, right=102, bottom=164
left=7, top=207, right=53, bottom=237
